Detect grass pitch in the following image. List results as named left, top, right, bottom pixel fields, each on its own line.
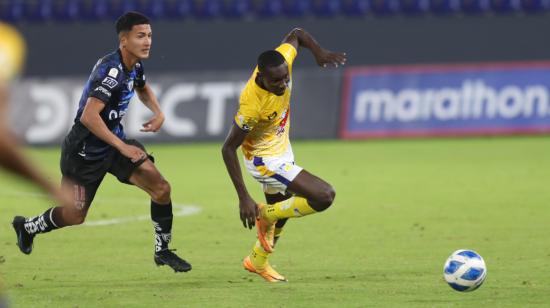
left=1, top=137, right=549, bottom=307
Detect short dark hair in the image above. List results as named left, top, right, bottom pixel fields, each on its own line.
left=257, top=50, right=286, bottom=73
left=115, top=11, right=150, bottom=34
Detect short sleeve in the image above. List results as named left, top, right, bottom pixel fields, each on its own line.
left=135, top=61, right=146, bottom=88
left=275, top=43, right=298, bottom=72
left=89, top=64, right=121, bottom=104
left=234, top=89, right=260, bottom=132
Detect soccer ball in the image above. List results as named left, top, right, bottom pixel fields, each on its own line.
left=443, top=249, right=487, bottom=292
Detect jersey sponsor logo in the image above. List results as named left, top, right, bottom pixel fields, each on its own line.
left=108, top=109, right=126, bottom=120
left=94, top=86, right=112, bottom=98
left=108, top=68, right=119, bottom=78
left=276, top=108, right=289, bottom=136
left=102, top=76, right=118, bottom=89
left=268, top=111, right=278, bottom=120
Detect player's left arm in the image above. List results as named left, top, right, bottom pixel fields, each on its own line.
left=282, top=28, right=347, bottom=68
left=135, top=83, right=165, bottom=133
left=0, top=84, right=73, bottom=208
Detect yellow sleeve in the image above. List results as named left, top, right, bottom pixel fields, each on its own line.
left=275, top=43, right=297, bottom=73
left=234, top=87, right=260, bottom=132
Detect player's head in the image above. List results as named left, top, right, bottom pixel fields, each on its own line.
left=0, top=22, right=26, bottom=83
left=257, top=50, right=289, bottom=96
left=116, top=11, right=152, bottom=60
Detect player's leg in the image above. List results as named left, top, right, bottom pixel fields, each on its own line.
left=256, top=169, right=335, bottom=252
left=262, top=169, right=335, bottom=221
left=265, top=192, right=291, bottom=246
left=127, top=159, right=173, bottom=252
left=12, top=177, right=102, bottom=255
left=110, top=139, right=190, bottom=273
left=12, top=149, right=106, bottom=255
left=127, top=159, right=191, bottom=273
left=242, top=191, right=292, bottom=282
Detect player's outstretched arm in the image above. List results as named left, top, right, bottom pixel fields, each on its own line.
left=221, top=123, right=259, bottom=229
left=0, top=84, right=73, bottom=208
left=282, top=28, right=347, bottom=68
left=135, top=84, right=165, bottom=132
left=80, top=97, right=146, bottom=163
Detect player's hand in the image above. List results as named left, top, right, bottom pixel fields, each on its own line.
left=315, top=49, right=347, bottom=68
left=140, top=112, right=165, bottom=133
left=120, top=144, right=147, bottom=163
left=239, top=196, right=259, bottom=229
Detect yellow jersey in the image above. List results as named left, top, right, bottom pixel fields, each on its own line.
left=234, top=43, right=297, bottom=160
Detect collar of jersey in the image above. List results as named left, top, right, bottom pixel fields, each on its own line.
left=117, top=48, right=135, bottom=74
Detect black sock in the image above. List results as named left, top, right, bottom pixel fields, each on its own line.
left=151, top=201, right=173, bottom=252
left=24, top=208, right=60, bottom=235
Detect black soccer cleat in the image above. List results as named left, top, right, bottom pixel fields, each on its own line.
left=12, top=216, right=35, bottom=255
left=154, top=249, right=192, bottom=273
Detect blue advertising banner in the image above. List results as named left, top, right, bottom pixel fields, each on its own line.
left=340, top=62, right=550, bottom=139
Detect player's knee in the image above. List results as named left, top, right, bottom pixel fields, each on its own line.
left=152, top=179, right=171, bottom=203
left=315, top=185, right=336, bottom=211
left=64, top=210, right=87, bottom=226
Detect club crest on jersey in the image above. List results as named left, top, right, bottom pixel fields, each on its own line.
left=102, top=76, right=118, bottom=89
left=127, top=80, right=134, bottom=91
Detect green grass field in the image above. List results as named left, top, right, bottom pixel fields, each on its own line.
left=1, top=137, right=549, bottom=307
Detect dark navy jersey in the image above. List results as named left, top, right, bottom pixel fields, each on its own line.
left=67, top=49, right=146, bottom=160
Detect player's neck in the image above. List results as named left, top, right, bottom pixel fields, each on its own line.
left=118, top=47, right=139, bottom=71
left=255, top=75, right=268, bottom=92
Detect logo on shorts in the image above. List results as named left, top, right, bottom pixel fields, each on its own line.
left=282, top=163, right=292, bottom=172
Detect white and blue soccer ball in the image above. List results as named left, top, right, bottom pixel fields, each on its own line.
left=443, top=249, right=487, bottom=292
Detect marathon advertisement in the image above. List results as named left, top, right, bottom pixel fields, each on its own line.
left=340, top=62, right=550, bottom=139
left=8, top=69, right=341, bottom=145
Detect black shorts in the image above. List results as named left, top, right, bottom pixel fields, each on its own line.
left=60, top=139, right=154, bottom=210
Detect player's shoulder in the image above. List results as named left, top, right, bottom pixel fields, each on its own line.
left=93, top=50, right=124, bottom=79
left=275, top=43, right=298, bottom=63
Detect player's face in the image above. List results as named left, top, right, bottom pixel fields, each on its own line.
left=261, top=63, right=290, bottom=96
left=122, top=24, right=152, bottom=60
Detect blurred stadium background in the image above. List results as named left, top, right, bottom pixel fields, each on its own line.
left=3, top=0, right=550, bottom=144
left=2, top=0, right=550, bottom=307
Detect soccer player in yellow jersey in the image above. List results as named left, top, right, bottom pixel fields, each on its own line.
left=222, top=28, right=346, bottom=282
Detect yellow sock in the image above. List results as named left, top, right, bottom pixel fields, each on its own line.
left=249, top=240, right=269, bottom=269
left=262, top=196, right=316, bottom=222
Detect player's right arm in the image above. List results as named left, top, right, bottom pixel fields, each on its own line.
left=282, top=28, right=347, bottom=68
left=80, top=97, right=145, bottom=163
left=221, top=123, right=258, bottom=229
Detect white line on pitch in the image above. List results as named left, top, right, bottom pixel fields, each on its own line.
left=1, top=189, right=202, bottom=227
left=84, top=204, right=201, bottom=227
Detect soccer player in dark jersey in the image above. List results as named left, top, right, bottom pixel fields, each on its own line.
left=11, top=12, right=191, bottom=273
